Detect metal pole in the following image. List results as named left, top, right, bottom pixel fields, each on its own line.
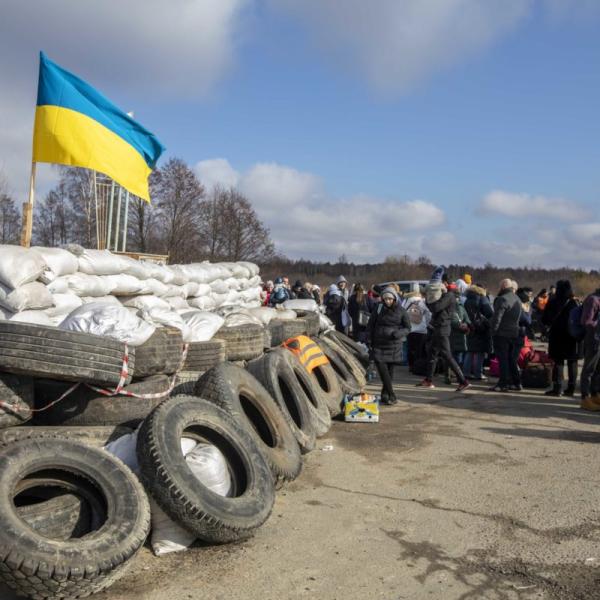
left=106, top=180, right=115, bottom=251
left=114, top=186, right=122, bottom=251
left=20, top=161, right=36, bottom=247
left=93, top=171, right=100, bottom=249
left=121, top=190, right=130, bottom=252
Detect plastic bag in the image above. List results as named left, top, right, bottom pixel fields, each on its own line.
left=0, top=282, right=54, bottom=312
left=180, top=310, right=224, bottom=342
left=59, top=302, right=156, bottom=346
left=0, top=245, right=46, bottom=289
left=282, top=299, right=318, bottom=312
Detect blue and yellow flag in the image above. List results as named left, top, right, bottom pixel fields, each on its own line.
left=32, top=52, right=164, bottom=201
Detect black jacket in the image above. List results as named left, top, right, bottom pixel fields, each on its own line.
left=295, top=288, right=313, bottom=300
left=348, top=294, right=375, bottom=331
left=491, top=290, right=521, bottom=338
left=325, top=294, right=348, bottom=333
left=368, top=301, right=410, bottom=363
left=426, top=292, right=456, bottom=337
left=543, top=296, right=578, bottom=361
left=464, top=285, right=494, bottom=353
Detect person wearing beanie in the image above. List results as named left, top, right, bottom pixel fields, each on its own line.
left=418, top=277, right=471, bottom=392
left=269, top=277, right=292, bottom=306
left=368, top=287, right=411, bottom=404
left=292, top=280, right=312, bottom=300
left=325, top=284, right=350, bottom=335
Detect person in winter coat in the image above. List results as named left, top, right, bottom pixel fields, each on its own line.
left=403, top=291, right=431, bottom=371
left=542, top=280, right=579, bottom=397
left=348, top=283, right=375, bottom=344
left=490, top=279, right=522, bottom=392
left=463, top=284, right=494, bottom=380
left=292, top=280, right=313, bottom=300
left=325, top=284, right=350, bottom=335
left=336, top=275, right=350, bottom=301
left=261, top=280, right=274, bottom=306
left=309, top=283, right=322, bottom=305
left=368, top=286, right=411, bottom=404
left=580, top=287, right=600, bottom=409
left=446, top=284, right=471, bottom=383
left=418, top=267, right=470, bottom=391
left=269, top=277, right=291, bottom=307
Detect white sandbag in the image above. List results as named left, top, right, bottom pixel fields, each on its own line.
left=104, top=429, right=140, bottom=472
left=188, top=296, right=216, bottom=311
left=238, top=261, right=260, bottom=277
left=180, top=311, right=224, bottom=342
left=142, top=262, right=173, bottom=284
left=122, top=295, right=171, bottom=312
left=210, top=279, right=229, bottom=295
left=210, top=292, right=229, bottom=308
left=141, top=307, right=191, bottom=342
left=221, top=290, right=241, bottom=306
left=160, top=284, right=187, bottom=299
left=46, top=277, right=69, bottom=294
left=78, top=249, right=127, bottom=276
left=81, top=295, right=122, bottom=305
left=319, top=313, right=335, bottom=332
left=247, top=307, right=279, bottom=325
left=274, top=308, right=297, bottom=320
left=189, top=283, right=211, bottom=298
left=148, top=440, right=231, bottom=556
left=103, top=274, right=143, bottom=296
left=220, top=311, right=263, bottom=328
left=224, top=277, right=241, bottom=290
left=240, top=287, right=262, bottom=303
left=119, top=255, right=151, bottom=280
left=65, top=273, right=116, bottom=297
left=282, top=299, right=318, bottom=312
left=44, top=293, right=82, bottom=320
left=10, top=310, right=54, bottom=326
left=0, top=245, right=46, bottom=289
left=59, top=302, right=155, bottom=346
left=138, top=278, right=169, bottom=297
left=167, top=266, right=188, bottom=286
left=217, top=262, right=245, bottom=278
left=182, top=281, right=199, bottom=298
left=33, top=247, right=79, bottom=281
left=166, top=297, right=191, bottom=311
left=0, top=282, right=54, bottom=312
left=176, top=264, right=210, bottom=284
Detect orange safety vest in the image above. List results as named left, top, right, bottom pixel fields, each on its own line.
left=282, top=335, right=329, bottom=373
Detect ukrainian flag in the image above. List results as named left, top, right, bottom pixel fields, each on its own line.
left=32, top=52, right=164, bottom=202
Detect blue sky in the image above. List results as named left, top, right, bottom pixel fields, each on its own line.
left=1, top=1, right=600, bottom=267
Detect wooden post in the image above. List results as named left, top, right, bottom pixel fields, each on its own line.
left=20, top=161, right=36, bottom=247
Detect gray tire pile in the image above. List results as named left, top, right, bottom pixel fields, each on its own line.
left=0, top=316, right=367, bottom=600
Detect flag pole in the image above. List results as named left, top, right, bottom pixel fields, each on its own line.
left=20, top=161, right=36, bottom=247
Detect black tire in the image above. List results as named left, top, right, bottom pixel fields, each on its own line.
left=0, top=374, right=34, bottom=429
left=172, top=371, right=203, bottom=396
left=137, top=395, right=275, bottom=544
left=184, top=339, right=226, bottom=371
left=194, top=364, right=302, bottom=485
left=247, top=349, right=317, bottom=454
left=215, top=324, right=265, bottom=361
left=323, top=330, right=370, bottom=367
left=306, top=352, right=344, bottom=417
left=319, top=336, right=367, bottom=389
left=293, top=311, right=320, bottom=337
left=133, top=327, right=184, bottom=378
left=0, top=425, right=132, bottom=448
left=0, top=322, right=134, bottom=386
left=0, top=438, right=150, bottom=599
left=284, top=351, right=332, bottom=438
left=16, top=490, right=92, bottom=541
left=313, top=336, right=361, bottom=395
left=32, top=375, right=171, bottom=427
left=268, top=319, right=308, bottom=347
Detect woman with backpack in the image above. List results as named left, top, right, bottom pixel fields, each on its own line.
left=403, top=291, right=431, bottom=372
left=463, top=284, right=494, bottom=380
left=348, top=283, right=374, bottom=343
left=542, top=279, right=579, bottom=397
left=368, top=287, right=411, bottom=405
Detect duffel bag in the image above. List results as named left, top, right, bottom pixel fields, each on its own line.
left=522, top=363, right=552, bottom=389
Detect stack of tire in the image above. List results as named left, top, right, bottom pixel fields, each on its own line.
left=0, top=319, right=368, bottom=600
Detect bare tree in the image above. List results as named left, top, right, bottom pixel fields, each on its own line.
left=33, top=183, right=73, bottom=246
left=60, top=167, right=95, bottom=247
left=150, top=158, right=205, bottom=263
left=0, top=174, right=21, bottom=244
left=198, top=187, right=275, bottom=262
left=127, top=197, right=157, bottom=253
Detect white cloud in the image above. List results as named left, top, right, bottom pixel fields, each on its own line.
left=479, top=190, right=589, bottom=221
left=195, top=158, right=241, bottom=191
left=196, top=158, right=446, bottom=261
left=270, top=0, right=532, bottom=94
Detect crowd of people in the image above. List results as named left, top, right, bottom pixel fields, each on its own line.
left=261, top=270, right=600, bottom=410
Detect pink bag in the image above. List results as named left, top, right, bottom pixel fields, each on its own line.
left=489, top=357, right=500, bottom=378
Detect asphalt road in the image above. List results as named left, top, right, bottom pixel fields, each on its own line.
left=4, top=370, right=600, bottom=600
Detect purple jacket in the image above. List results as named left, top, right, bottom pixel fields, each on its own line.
left=581, top=291, right=600, bottom=329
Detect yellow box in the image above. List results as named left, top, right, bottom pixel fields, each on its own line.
left=344, top=393, right=380, bottom=423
